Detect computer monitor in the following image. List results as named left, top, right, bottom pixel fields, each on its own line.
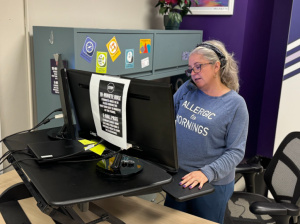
left=66, top=69, right=178, bottom=173
left=47, top=55, right=76, bottom=140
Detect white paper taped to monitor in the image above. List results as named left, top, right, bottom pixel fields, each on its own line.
left=89, top=74, right=131, bottom=149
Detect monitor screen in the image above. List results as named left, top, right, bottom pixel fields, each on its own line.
left=66, top=69, right=178, bottom=173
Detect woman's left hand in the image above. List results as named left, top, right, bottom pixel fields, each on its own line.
left=179, top=171, right=208, bottom=189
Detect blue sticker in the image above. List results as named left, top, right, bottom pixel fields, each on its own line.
left=80, top=36, right=97, bottom=63
left=125, top=49, right=134, bottom=69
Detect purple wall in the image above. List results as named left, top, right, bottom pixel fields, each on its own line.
left=180, top=1, right=248, bottom=68
left=180, top=0, right=293, bottom=158
left=257, top=0, right=294, bottom=157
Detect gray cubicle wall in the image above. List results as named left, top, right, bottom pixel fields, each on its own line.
left=33, top=27, right=202, bottom=130
left=33, top=27, right=76, bottom=130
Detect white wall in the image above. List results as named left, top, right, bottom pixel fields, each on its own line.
left=274, top=74, right=300, bottom=151
left=0, top=0, right=164, bottom=173
left=273, top=0, right=300, bottom=155
left=27, top=0, right=164, bottom=34
left=0, top=0, right=31, bottom=173
left=0, top=118, right=2, bottom=174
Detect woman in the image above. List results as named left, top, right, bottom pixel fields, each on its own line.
left=164, top=40, right=249, bottom=224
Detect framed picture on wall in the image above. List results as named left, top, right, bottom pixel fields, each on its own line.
left=189, top=0, right=235, bottom=15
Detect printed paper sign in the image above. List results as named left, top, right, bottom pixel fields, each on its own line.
left=96, top=52, right=107, bottom=73
left=106, top=36, right=121, bottom=62
left=90, top=74, right=131, bottom=149
left=140, top=39, right=151, bottom=54
left=50, top=59, right=68, bottom=94
left=125, top=49, right=134, bottom=69
left=141, top=57, right=149, bottom=68
left=80, top=36, right=97, bottom=63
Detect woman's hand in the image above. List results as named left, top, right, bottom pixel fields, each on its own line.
left=179, top=171, right=208, bottom=189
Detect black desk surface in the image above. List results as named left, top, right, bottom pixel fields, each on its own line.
left=4, top=129, right=172, bottom=206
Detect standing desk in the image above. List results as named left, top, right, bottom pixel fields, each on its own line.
left=0, top=171, right=216, bottom=224
left=0, top=129, right=215, bottom=224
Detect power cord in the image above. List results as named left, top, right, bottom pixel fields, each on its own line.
left=0, top=108, right=62, bottom=143
left=0, top=148, right=29, bottom=165
left=0, top=140, right=107, bottom=172
left=39, top=139, right=106, bottom=162
left=57, top=148, right=122, bottom=163
left=0, top=108, right=62, bottom=171
left=156, top=192, right=166, bottom=204
left=0, top=147, right=121, bottom=173
left=1, top=132, right=120, bottom=171
left=0, top=158, right=40, bottom=173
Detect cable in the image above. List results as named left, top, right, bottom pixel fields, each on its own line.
left=0, top=148, right=28, bottom=162
left=1, top=148, right=120, bottom=171
left=0, top=150, right=12, bottom=161
left=0, top=158, right=39, bottom=173
left=156, top=192, right=166, bottom=204
left=0, top=108, right=62, bottom=143
left=93, top=139, right=104, bottom=147
left=41, top=139, right=106, bottom=162
left=1, top=138, right=110, bottom=170
left=57, top=148, right=122, bottom=163
left=36, top=108, right=62, bottom=126
left=0, top=149, right=29, bottom=165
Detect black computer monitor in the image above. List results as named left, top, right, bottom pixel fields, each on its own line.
left=66, top=69, right=178, bottom=174
left=47, top=55, right=76, bottom=140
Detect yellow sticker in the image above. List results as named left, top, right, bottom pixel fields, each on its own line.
left=106, top=36, right=121, bottom=62
left=140, top=39, right=151, bottom=54
left=78, top=139, right=97, bottom=145
left=96, top=52, right=107, bottom=73
left=79, top=139, right=105, bottom=156
left=89, top=144, right=106, bottom=156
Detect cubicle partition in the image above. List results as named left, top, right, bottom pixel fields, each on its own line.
left=32, top=27, right=202, bottom=129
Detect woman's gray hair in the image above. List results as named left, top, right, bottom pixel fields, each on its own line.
left=189, top=40, right=240, bottom=92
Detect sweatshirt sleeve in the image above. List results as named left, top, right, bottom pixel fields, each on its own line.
left=200, top=100, right=249, bottom=183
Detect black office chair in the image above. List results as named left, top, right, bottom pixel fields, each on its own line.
left=225, top=132, right=300, bottom=224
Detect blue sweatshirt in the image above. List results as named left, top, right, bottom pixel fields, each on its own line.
left=174, top=80, right=249, bottom=185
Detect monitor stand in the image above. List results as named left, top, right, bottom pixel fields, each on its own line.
left=47, top=125, right=74, bottom=140
left=96, top=153, right=143, bottom=179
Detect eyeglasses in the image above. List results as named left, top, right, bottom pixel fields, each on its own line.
left=185, top=63, right=212, bottom=77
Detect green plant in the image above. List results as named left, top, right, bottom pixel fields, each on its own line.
left=155, top=0, right=199, bottom=24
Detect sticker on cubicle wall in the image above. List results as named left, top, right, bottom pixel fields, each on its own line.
left=182, top=52, right=190, bottom=61
left=141, top=57, right=149, bottom=68
left=125, top=49, right=134, bottom=69
left=140, top=39, right=151, bottom=54
left=106, top=36, right=121, bottom=62
left=96, top=52, right=107, bottom=73
left=80, top=36, right=97, bottom=63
